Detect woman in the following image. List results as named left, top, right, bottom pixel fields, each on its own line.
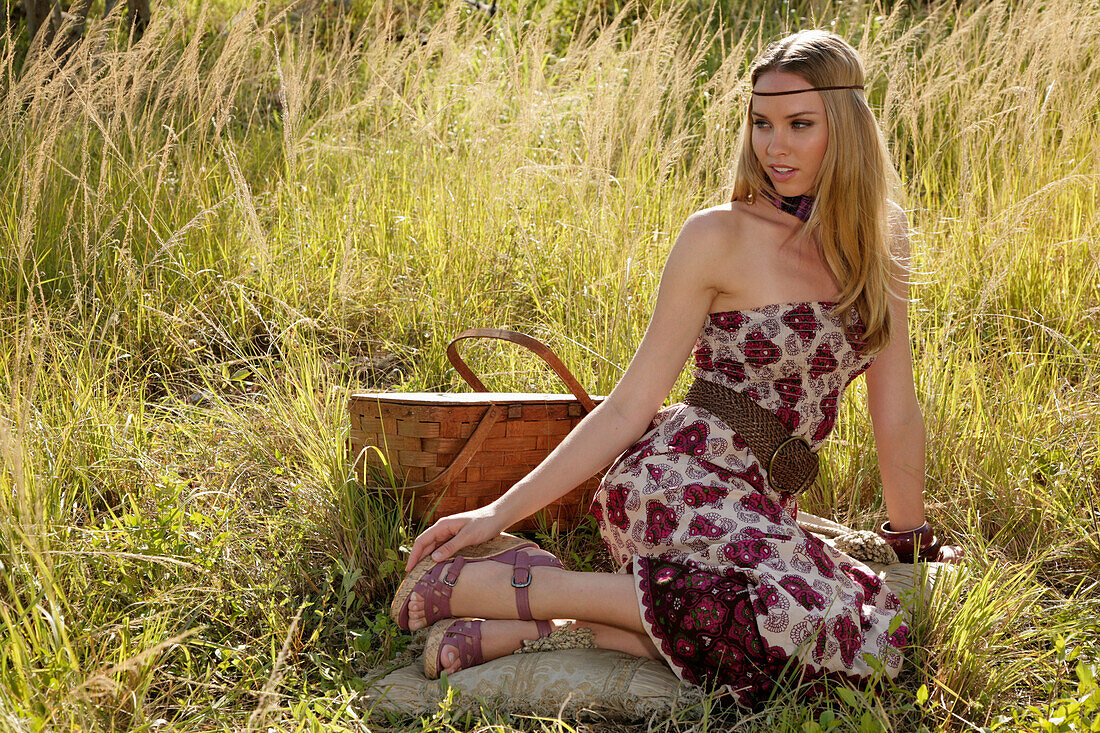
left=389, top=29, right=960, bottom=706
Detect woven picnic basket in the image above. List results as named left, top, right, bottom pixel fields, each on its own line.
left=348, top=329, right=606, bottom=531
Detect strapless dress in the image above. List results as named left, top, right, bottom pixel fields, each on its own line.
left=590, top=301, right=907, bottom=706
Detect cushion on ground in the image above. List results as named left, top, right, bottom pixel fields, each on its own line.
left=360, top=647, right=703, bottom=721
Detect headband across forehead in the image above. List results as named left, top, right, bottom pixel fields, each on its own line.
left=752, top=85, right=864, bottom=96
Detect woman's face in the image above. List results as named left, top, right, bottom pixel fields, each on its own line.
left=750, top=70, right=829, bottom=197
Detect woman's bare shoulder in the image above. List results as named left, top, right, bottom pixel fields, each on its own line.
left=676, top=201, right=761, bottom=256
left=690, top=199, right=760, bottom=225
left=660, top=202, right=769, bottom=301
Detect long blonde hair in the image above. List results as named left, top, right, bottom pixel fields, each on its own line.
left=730, top=30, right=904, bottom=356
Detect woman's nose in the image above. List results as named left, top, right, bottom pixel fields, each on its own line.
left=767, top=129, right=788, bottom=155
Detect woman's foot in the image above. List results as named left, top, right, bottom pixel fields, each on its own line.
left=391, top=535, right=565, bottom=632
left=426, top=618, right=559, bottom=678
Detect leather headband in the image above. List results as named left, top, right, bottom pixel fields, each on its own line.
left=752, top=85, right=864, bottom=96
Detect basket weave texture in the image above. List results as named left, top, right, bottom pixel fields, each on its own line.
left=348, top=329, right=605, bottom=531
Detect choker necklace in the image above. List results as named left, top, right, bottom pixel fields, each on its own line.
left=761, top=190, right=814, bottom=223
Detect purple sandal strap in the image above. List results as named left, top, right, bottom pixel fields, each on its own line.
left=424, top=560, right=460, bottom=621
left=441, top=619, right=484, bottom=668
left=498, top=547, right=565, bottom=620
left=398, top=558, right=459, bottom=629
left=435, top=617, right=553, bottom=676
left=443, top=556, right=467, bottom=586
left=512, top=550, right=533, bottom=620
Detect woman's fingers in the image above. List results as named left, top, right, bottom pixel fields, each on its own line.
left=405, top=522, right=459, bottom=571
left=429, top=530, right=471, bottom=564
left=401, top=510, right=503, bottom=570
left=404, top=539, right=427, bottom=572
left=404, top=540, right=431, bottom=571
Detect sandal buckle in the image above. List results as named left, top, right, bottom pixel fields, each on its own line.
left=511, top=568, right=532, bottom=588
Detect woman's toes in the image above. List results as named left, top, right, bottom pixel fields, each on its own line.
left=441, top=645, right=459, bottom=674
left=407, top=593, right=425, bottom=630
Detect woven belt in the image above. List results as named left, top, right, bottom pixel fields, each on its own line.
left=682, top=378, right=819, bottom=496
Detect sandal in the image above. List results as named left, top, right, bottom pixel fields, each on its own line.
left=424, top=617, right=554, bottom=679
left=389, top=533, right=565, bottom=632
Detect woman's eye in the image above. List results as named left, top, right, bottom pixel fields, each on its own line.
left=753, top=120, right=769, bottom=128
left=793, top=121, right=811, bottom=129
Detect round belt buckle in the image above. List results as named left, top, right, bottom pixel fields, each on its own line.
left=767, top=436, right=812, bottom=493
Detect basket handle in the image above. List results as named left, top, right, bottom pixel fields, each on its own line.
left=369, top=403, right=506, bottom=494
left=446, top=328, right=598, bottom=413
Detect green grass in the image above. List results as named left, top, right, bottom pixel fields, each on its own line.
left=0, top=0, right=1098, bottom=729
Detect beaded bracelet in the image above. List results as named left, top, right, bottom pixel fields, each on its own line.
left=877, top=521, right=943, bottom=562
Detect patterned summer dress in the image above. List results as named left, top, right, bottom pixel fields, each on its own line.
left=590, top=300, right=908, bottom=706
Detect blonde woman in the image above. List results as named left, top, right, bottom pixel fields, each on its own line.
left=389, top=29, right=961, bottom=706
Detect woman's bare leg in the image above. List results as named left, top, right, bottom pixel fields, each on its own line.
left=434, top=618, right=661, bottom=676
left=576, top=620, right=660, bottom=659
left=405, top=565, right=645, bottom=632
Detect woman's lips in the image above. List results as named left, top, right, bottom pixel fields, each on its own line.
left=770, top=165, right=798, bottom=182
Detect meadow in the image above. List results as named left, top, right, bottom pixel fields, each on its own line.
left=0, top=0, right=1098, bottom=729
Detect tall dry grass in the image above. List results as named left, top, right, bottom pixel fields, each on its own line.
left=0, top=0, right=1098, bottom=729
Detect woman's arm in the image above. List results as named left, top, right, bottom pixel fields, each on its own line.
left=404, top=211, right=728, bottom=569
left=863, top=202, right=927, bottom=532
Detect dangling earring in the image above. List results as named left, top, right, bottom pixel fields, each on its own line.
left=746, top=191, right=755, bottom=204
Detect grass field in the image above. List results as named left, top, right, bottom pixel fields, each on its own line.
left=1, top=0, right=1098, bottom=729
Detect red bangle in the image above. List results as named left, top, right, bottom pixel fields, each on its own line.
left=878, top=521, right=942, bottom=562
